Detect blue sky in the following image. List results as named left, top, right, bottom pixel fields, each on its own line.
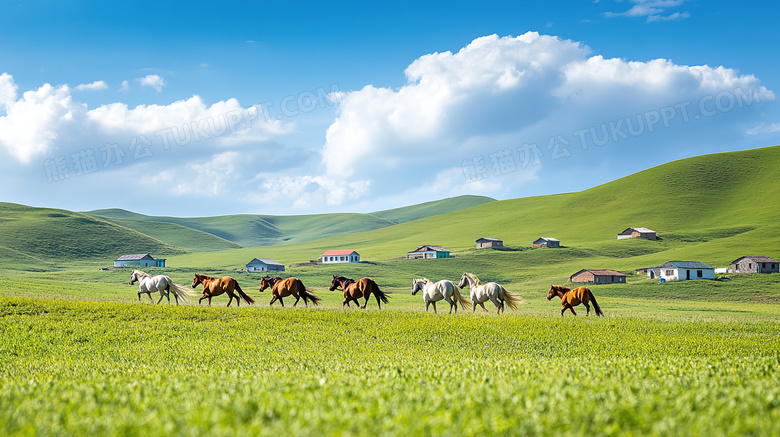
left=1, top=0, right=778, bottom=215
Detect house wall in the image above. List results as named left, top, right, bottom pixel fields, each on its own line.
left=477, top=241, right=503, bottom=249
left=571, top=272, right=595, bottom=283
left=659, top=268, right=715, bottom=281
left=732, top=259, right=780, bottom=273
left=572, top=272, right=626, bottom=284
left=322, top=254, right=360, bottom=264
left=114, top=258, right=155, bottom=267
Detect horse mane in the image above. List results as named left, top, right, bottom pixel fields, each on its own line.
left=196, top=273, right=215, bottom=280
left=336, top=276, right=356, bottom=285
left=465, top=273, right=483, bottom=286
left=133, top=270, right=151, bottom=278
left=551, top=284, right=571, bottom=292
left=415, top=278, right=430, bottom=283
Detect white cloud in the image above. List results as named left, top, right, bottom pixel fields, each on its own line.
left=746, top=123, right=780, bottom=135
left=605, top=0, right=690, bottom=22
left=320, top=32, right=773, bottom=208
left=0, top=76, right=85, bottom=163
left=119, top=80, right=129, bottom=92
left=138, top=74, right=166, bottom=92
left=74, top=80, right=108, bottom=91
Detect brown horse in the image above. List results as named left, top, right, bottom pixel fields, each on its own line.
left=191, top=274, right=255, bottom=307
left=547, top=285, right=604, bottom=317
left=329, top=275, right=389, bottom=309
left=259, top=276, right=321, bottom=307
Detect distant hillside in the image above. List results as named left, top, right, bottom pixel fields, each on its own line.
left=370, top=195, right=494, bottom=223
left=0, top=203, right=184, bottom=268
left=87, top=195, right=495, bottom=248
left=167, top=145, right=780, bottom=279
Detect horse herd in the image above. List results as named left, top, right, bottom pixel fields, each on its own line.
left=129, top=270, right=604, bottom=316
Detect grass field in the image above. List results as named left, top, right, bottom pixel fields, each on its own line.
left=1, top=295, right=778, bottom=436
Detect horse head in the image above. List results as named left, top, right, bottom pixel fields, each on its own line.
left=129, top=270, right=138, bottom=285
left=548, top=284, right=569, bottom=300
left=329, top=275, right=343, bottom=291
left=457, top=272, right=470, bottom=289
left=192, top=274, right=207, bottom=288
left=411, top=279, right=423, bottom=295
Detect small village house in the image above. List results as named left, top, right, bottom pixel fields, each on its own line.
left=407, top=245, right=450, bottom=260
left=570, top=269, right=626, bottom=284
left=654, top=261, right=715, bottom=281
left=533, top=237, right=560, bottom=248
left=114, top=254, right=166, bottom=268
left=617, top=227, right=657, bottom=240
left=475, top=237, right=503, bottom=249
left=320, top=250, right=360, bottom=264
left=246, top=258, right=285, bottom=272
left=730, top=256, right=779, bottom=274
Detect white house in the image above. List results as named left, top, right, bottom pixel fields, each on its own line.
left=533, top=237, right=560, bottom=248
left=320, top=250, right=360, bottom=264
left=246, top=258, right=285, bottom=272
left=654, top=261, right=715, bottom=281
left=114, top=253, right=166, bottom=268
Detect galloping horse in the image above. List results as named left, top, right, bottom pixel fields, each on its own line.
left=129, top=270, right=193, bottom=305
left=547, top=285, right=604, bottom=317
left=329, top=275, right=389, bottom=309
left=191, top=274, right=255, bottom=307
left=411, top=278, right=471, bottom=314
left=259, top=276, right=321, bottom=307
left=457, top=272, right=523, bottom=314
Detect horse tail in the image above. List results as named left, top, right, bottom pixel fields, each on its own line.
left=588, top=289, right=604, bottom=316
left=234, top=281, right=255, bottom=305
left=452, top=285, right=472, bottom=310
left=372, top=282, right=389, bottom=304
left=297, top=279, right=321, bottom=306
left=170, top=282, right=194, bottom=303
left=499, top=285, right=524, bottom=310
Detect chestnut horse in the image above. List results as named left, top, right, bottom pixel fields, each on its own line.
left=547, top=285, right=604, bottom=317
left=191, top=274, right=255, bottom=307
left=329, top=275, right=389, bottom=309
left=259, top=276, right=321, bottom=307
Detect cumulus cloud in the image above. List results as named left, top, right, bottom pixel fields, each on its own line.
left=320, top=32, right=773, bottom=207
left=119, top=80, right=129, bottom=92
left=74, top=80, right=108, bottom=91
left=138, top=74, right=166, bottom=92
left=0, top=73, right=290, bottom=167
left=0, top=76, right=85, bottom=163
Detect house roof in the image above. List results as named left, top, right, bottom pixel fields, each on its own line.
left=620, top=227, right=656, bottom=234
left=476, top=237, right=503, bottom=243
left=535, top=237, right=559, bottom=242
left=321, top=249, right=358, bottom=257
left=247, top=258, right=284, bottom=266
left=116, top=253, right=154, bottom=261
left=660, top=261, right=714, bottom=270
left=572, top=269, right=627, bottom=277
left=731, top=256, right=778, bottom=264
left=410, top=245, right=449, bottom=253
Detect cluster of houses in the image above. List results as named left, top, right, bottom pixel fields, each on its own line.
left=113, top=225, right=778, bottom=285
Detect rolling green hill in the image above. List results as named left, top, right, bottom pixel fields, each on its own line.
left=165, top=145, right=780, bottom=289
left=87, top=195, right=495, bottom=248
left=0, top=203, right=184, bottom=269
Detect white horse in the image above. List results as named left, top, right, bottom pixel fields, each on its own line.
left=457, top=272, right=523, bottom=314
left=411, top=278, right=472, bottom=314
left=129, top=270, right=193, bottom=305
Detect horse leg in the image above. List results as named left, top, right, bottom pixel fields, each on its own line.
left=342, top=297, right=350, bottom=308
left=375, top=293, right=383, bottom=310
left=444, top=296, right=455, bottom=314
left=432, top=301, right=438, bottom=313
left=583, top=301, right=591, bottom=316
left=268, top=295, right=278, bottom=307
left=479, top=302, right=488, bottom=312
left=293, top=294, right=301, bottom=307
left=425, top=301, right=430, bottom=312
left=568, top=305, right=577, bottom=316
left=156, top=292, right=165, bottom=305
left=279, top=297, right=285, bottom=308
left=226, top=294, right=234, bottom=307
left=147, top=292, right=154, bottom=303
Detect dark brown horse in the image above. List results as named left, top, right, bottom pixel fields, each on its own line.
left=329, top=275, right=389, bottom=309
left=259, top=276, right=321, bottom=307
left=547, top=285, right=603, bottom=317
left=192, top=274, right=255, bottom=307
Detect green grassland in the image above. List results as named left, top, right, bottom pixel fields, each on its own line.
left=2, top=146, right=780, bottom=435
left=1, top=297, right=779, bottom=436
